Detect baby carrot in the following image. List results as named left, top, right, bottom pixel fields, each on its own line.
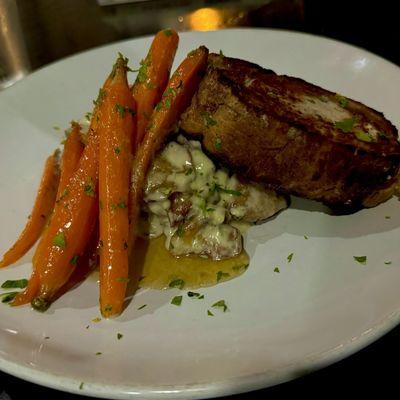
left=13, top=124, right=84, bottom=306
left=132, top=29, right=179, bottom=149
left=29, top=85, right=109, bottom=311
left=0, top=150, right=60, bottom=268
left=129, top=46, right=208, bottom=251
left=99, top=54, right=135, bottom=318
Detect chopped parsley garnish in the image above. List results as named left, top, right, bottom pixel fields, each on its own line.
left=165, top=98, right=172, bottom=109
left=335, top=94, right=348, bottom=108
left=111, top=202, right=127, bottom=211
left=57, top=188, right=69, bottom=203
left=85, top=112, right=92, bottom=121
left=53, top=232, right=66, bottom=248
left=207, top=310, right=214, bottom=316
left=169, top=279, right=185, bottom=289
left=79, top=382, right=84, bottom=390
left=155, top=102, right=162, bottom=111
left=385, top=216, right=391, bottom=219
left=114, top=147, right=121, bottom=155
left=53, top=126, right=60, bottom=131
left=70, top=255, right=79, bottom=265
left=171, top=295, right=182, bottom=306
left=117, top=333, right=123, bottom=340
left=104, top=304, right=113, bottom=312
left=304, top=235, right=309, bottom=240
left=1, top=278, right=28, bottom=289
left=93, top=88, right=107, bottom=106
left=384, top=261, right=392, bottom=265
left=354, top=130, right=374, bottom=142
left=216, top=271, right=230, bottom=282
left=44, top=336, right=50, bottom=339
left=176, top=225, right=184, bottom=237
left=212, top=183, right=242, bottom=196
left=334, top=117, right=356, bottom=133
left=163, top=29, right=173, bottom=37
left=96, top=352, right=102, bottom=356
left=201, top=112, right=217, bottom=128
left=212, top=300, right=228, bottom=312
left=232, top=264, right=248, bottom=271
left=116, top=277, right=130, bottom=283
left=84, top=177, right=95, bottom=197
left=274, top=267, right=280, bottom=273
left=185, top=168, right=193, bottom=176
left=0, top=292, right=18, bottom=303
left=138, top=304, right=147, bottom=310
left=187, top=291, right=201, bottom=298
left=136, top=59, right=149, bottom=84
left=353, top=255, right=367, bottom=265
left=115, top=103, right=126, bottom=117
left=287, top=253, right=294, bottom=263
left=219, top=49, right=225, bottom=57
left=215, top=137, right=222, bottom=150
left=92, top=317, right=101, bottom=323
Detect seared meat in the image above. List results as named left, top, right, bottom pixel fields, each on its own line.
left=180, top=54, right=400, bottom=211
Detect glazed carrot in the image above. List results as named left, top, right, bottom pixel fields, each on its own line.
left=13, top=124, right=84, bottom=306
left=132, top=29, right=179, bottom=149
left=28, top=84, right=110, bottom=311
left=55, top=226, right=99, bottom=299
left=99, top=55, right=135, bottom=318
left=0, top=150, right=60, bottom=269
left=58, top=122, right=85, bottom=196
left=129, top=46, right=208, bottom=251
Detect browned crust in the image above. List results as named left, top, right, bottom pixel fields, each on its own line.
left=180, top=54, right=400, bottom=210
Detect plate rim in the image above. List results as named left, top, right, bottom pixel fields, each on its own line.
left=1, top=27, right=400, bottom=398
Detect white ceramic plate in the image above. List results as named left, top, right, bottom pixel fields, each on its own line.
left=1, top=29, right=400, bottom=399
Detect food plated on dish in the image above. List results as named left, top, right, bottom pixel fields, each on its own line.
left=1, top=29, right=399, bottom=319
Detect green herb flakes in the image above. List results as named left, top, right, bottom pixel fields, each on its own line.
left=79, top=382, right=84, bottom=390
left=334, top=117, right=356, bottom=133
left=353, top=255, right=367, bottom=265
left=70, top=255, right=79, bottom=265
left=354, top=130, right=374, bottom=142
left=212, top=300, right=228, bottom=312
left=215, top=137, right=222, bottom=150
left=116, top=277, right=130, bottom=283
left=117, top=333, right=123, bottom=340
left=384, top=261, right=392, bottom=265
left=0, top=292, right=18, bottom=303
left=138, top=304, right=147, bottom=310
left=207, top=310, right=214, bottom=316
left=84, top=177, right=95, bottom=197
left=216, top=271, right=230, bottom=282
left=136, top=59, right=149, bottom=84
left=53, top=232, right=66, bottom=248
left=92, top=317, right=101, bottom=323
left=169, top=278, right=185, bottom=289
left=304, top=235, right=308, bottom=240
left=385, top=216, right=391, bottom=219
left=287, top=253, right=294, bottom=263
left=115, top=103, right=126, bottom=117
left=1, top=278, right=28, bottom=289
left=212, top=183, right=242, bottom=196
left=335, top=94, right=348, bottom=108
left=187, top=291, right=201, bottom=298
left=114, top=147, right=121, bottom=155
left=85, top=112, right=92, bottom=121
left=201, top=112, right=217, bottom=128
left=274, top=267, right=280, bottom=273
left=53, top=126, right=60, bottom=131
left=163, top=29, right=173, bottom=37
left=176, top=225, right=184, bottom=237
left=95, top=352, right=102, bottom=356
left=171, top=295, right=182, bottom=306
left=104, top=304, right=113, bottom=312
left=165, top=98, right=172, bottom=109
left=219, top=50, right=225, bottom=57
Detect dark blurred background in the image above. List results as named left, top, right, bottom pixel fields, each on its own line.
left=1, top=0, right=399, bottom=397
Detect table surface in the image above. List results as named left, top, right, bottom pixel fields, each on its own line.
left=1, top=0, right=400, bottom=398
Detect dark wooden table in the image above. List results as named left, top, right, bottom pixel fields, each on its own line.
left=1, top=0, right=399, bottom=398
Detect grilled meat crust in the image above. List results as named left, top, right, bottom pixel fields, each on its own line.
left=180, top=54, right=400, bottom=210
